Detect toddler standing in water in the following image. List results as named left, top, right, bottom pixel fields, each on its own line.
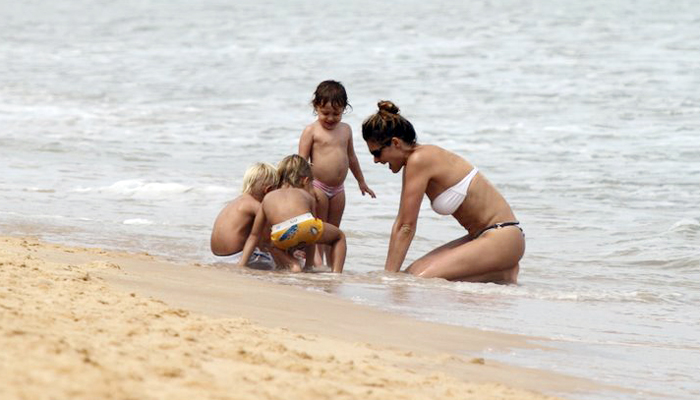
left=298, top=80, right=375, bottom=265
left=237, top=155, right=347, bottom=273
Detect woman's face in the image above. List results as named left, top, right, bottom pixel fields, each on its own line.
left=366, top=139, right=402, bottom=174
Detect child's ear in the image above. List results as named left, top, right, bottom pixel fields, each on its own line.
left=303, top=177, right=314, bottom=190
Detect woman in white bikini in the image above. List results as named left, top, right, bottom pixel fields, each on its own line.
left=362, top=101, right=525, bottom=283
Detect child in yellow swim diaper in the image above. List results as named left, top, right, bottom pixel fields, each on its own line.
left=270, top=212, right=324, bottom=251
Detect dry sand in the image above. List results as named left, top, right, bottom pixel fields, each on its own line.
left=1, top=235, right=593, bottom=400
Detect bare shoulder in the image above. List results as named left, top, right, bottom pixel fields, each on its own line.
left=419, top=144, right=465, bottom=164
left=293, top=188, right=316, bottom=209
left=292, top=188, right=314, bottom=203
left=408, top=145, right=463, bottom=176
left=239, top=193, right=262, bottom=213
left=263, top=188, right=308, bottom=204
left=420, top=144, right=450, bottom=155
left=407, top=145, right=442, bottom=166
left=302, top=123, right=317, bottom=137
left=262, top=190, right=283, bottom=205
left=227, top=194, right=248, bottom=208
left=306, top=188, right=316, bottom=200
left=337, top=122, right=352, bottom=138
left=263, top=188, right=313, bottom=213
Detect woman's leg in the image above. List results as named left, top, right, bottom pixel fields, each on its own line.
left=405, top=226, right=524, bottom=283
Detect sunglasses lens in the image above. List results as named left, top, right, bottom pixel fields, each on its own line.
left=371, top=143, right=387, bottom=158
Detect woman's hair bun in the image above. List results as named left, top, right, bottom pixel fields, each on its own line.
left=377, top=100, right=400, bottom=115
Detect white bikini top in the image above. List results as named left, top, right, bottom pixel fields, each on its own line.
left=430, top=168, right=478, bottom=215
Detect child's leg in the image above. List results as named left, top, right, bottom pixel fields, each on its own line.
left=271, top=247, right=303, bottom=272
left=326, top=191, right=345, bottom=227
left=323, top=191, right=345, bottom=265
left=302, top=244, right=315, bottom=271
left=313, top=187, right=329, bottom=266
left=317, top=222, right=346, bottom=273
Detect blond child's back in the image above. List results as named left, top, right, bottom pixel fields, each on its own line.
left=210, top=193, right=261, bottom=256
left=210, top=162, right=278, bottom=257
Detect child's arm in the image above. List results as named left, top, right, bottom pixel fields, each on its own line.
left=236, top=207, right=268, bottom=268
left=347, top=132, right=376, bottom=198
left=258, top=225, right=273, bottom=252
left=298, top=126, right=314, bottom=161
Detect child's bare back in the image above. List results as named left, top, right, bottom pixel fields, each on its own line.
left=210, top=162, right=278, bottom=259
left=262, top=188, right=316, bottom=226
left=210, top=193, right=260, bottom=256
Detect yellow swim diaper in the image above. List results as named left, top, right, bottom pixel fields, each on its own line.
left=270, top=213, right=324, bottom=251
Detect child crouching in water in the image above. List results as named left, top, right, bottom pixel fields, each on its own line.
left=237, top=154, right=347, bottom=273
left=210, top=162, right=279, bottom=269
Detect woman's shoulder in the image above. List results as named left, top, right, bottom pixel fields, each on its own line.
left=409, top=144, right=451, bottom=162
left=409, top=144, right=469, bottom=172
left=418, top=144, right=447, bottom=153
left=403, top=145, right=442, bottom=175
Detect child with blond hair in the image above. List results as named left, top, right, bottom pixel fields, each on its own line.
left=210, top=162, right=279, bottom=268
left=298, top=80, right=375, bottom=265
left=237, top=154, right=347, bottom=273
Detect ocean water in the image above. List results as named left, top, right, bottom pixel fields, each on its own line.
left=1, top=1, right=699, bottom=399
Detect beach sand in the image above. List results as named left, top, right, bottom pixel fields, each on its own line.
left=0, top=235, right=592, bottom=400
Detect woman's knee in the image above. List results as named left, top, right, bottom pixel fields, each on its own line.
left=405, top=258, right=433, bottom=277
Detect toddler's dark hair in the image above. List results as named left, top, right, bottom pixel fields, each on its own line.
left=312, top=80, right=351, bottom=111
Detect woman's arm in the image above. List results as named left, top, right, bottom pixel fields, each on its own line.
left=384, top=155, right=429, bottom=272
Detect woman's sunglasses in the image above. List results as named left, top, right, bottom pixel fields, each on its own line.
left=370, top=142, right=390, bottom=158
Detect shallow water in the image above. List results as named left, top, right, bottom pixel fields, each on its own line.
left=2, top=1, right=699, bottom=399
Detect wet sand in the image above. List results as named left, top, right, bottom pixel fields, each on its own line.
left=0, top=235, right=594, bottom=400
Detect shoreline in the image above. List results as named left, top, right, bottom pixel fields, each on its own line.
left=1, top=235, right=597, bottom=399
